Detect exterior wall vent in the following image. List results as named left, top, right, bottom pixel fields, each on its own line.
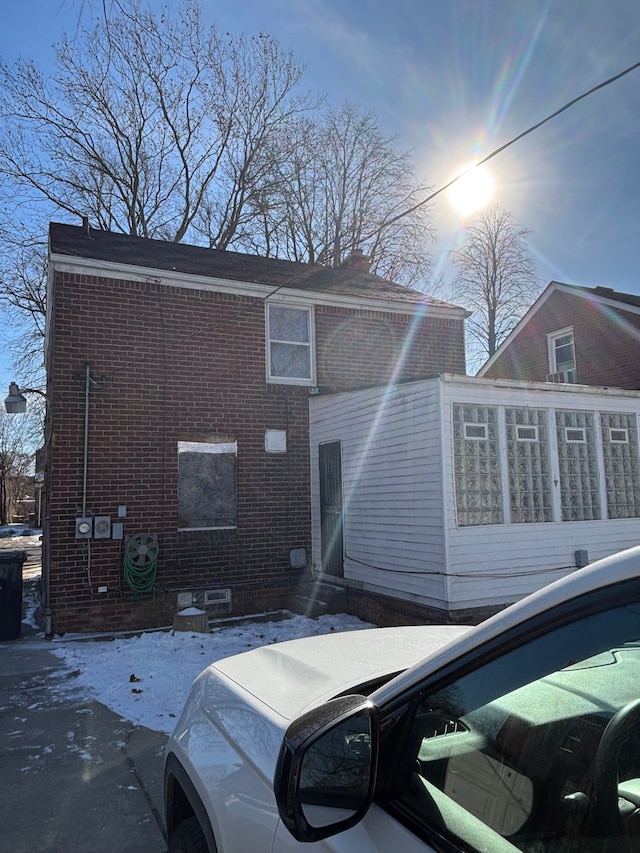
left=204, top=589, right=231, bottom=605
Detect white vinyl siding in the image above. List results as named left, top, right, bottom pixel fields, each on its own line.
left=310, top=380, right=447, bottom=608
left=311, top=375, right=640, bottom=615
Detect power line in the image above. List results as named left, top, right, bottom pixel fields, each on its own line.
left=373, top=58, right=640, bottom=237
left=265, top=58, right=640, bottom=300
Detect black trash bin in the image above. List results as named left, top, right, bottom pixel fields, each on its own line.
left=0, top=551, right=27, bottom=641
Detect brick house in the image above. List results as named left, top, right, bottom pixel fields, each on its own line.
left=43, top=221, right=468, bottom=634
left=478, top=281, right=640, bottom=388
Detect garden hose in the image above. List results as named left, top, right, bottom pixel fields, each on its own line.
left=123, top=533, right=159, bottom=599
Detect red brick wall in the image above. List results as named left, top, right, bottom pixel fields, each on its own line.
left=46, top=271, right=466, bottom=632
left=484, top=290, right=640, bottom=389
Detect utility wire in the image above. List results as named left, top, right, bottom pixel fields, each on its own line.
left=264, top=58, right=640, bottom=301
left=371, top=58, right=640, bottom=238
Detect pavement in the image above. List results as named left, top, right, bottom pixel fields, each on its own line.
left=0, top=543, right=168, bottom=853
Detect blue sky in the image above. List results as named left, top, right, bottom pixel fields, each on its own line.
left=1, top=0, right=640, bottom=386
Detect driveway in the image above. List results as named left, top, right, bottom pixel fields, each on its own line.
left=0, top=542, right=167, bottom=853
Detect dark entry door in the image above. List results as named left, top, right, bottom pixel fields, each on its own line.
left=319, top=441, right=344, bottom=577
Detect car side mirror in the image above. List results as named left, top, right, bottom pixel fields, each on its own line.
left=274, top=695, right=380, bottom=842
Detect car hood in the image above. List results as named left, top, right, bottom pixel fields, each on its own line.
left=180, top=624, right=468, bottom=787
left=207, top=624, right=468, bottom=720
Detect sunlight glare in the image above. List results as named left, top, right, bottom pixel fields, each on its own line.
left=448, top=162, right=494, bottom=217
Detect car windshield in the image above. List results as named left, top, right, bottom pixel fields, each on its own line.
left=389, top=598, right=640, bottom=852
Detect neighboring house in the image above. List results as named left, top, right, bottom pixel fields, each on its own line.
left=42, top=221, right=468, bottom=634
left=309, top=374, right=640, bottom=624
left=478, top=281, right=640, bottom=388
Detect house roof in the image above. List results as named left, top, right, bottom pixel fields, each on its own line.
left=477, top=280, right=640, bottom=376
left=49, top=221, right=464, bottom=314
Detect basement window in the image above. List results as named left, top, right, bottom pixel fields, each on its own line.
left=177, top=441, right=237, bottom=530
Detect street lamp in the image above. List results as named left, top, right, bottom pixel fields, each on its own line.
left=4, top=382, right=46, bottom=413
left=4, top=382, right=27, bottom=413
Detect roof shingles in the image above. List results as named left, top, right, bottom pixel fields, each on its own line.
left=49, top=221, right=460, bottom=311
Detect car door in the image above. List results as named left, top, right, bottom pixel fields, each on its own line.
left=274, top=576, right=640, bottom=853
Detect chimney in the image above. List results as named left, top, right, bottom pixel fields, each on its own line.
left=343, top=248, right=371, bottom=273
left=81, top=215, right=90, bottom=236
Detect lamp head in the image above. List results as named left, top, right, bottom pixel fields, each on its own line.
left=4, top=382, right=27, bottom=414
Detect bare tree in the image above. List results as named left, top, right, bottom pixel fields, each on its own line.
left=0, top=0, right=308, bottom=243
left=0, top=0, right=439, bottom=384
left=0, top=409, right=36, bottom=525
left=240, top=104, right=435, bottom=286
left=450, top=206, right=541, bottom=370
left=0, top=219, right=47, bottom=384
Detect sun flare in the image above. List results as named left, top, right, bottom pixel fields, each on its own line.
left=448, top=162, right=494, bottom=217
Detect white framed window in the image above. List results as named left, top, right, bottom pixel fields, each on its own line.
left=547, top=327, right=577, bottom=383
left=266, top=303, right=315, bottom=385
left=177, top=440, right=237, bottom=530
left=565, top=427, right=586, bottom=443
left=610, top=428, right=629, bottom=443
left=516, top=425, right=538, bottom=442
left=464, top=423, right=487, bottom=440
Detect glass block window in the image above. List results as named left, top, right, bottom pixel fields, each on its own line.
left=556, top=411, right=600, bottom=521
left=453, top=404, right=503, bottom=526
left=601, top=413, right=640, bottom=519
left=506, top=408, right=552, bottom=523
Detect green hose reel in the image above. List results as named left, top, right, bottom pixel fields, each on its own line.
left=124, top=533, right=159, bottom=598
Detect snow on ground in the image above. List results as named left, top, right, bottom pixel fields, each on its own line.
left=50, top=611, right=373, bottom=735
left=9, top=534, right=374, bottom=734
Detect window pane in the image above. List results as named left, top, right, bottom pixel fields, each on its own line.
left=506, top=408, right=552, bottom=523
left=271, top=342, right=311, bottom=379
left=453, top=403, right=503, bottom=526
left=556, top=410, right=600, bottom=521
left=269, top=306, right=309, bottom=343
left=389, top=596, right=640, bottom=852
left=601, top=413, right=640, bottom=519
left=554, top=333, right=575, bottom=372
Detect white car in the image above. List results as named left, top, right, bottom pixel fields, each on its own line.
left=164, top=546, right=640, bottom=852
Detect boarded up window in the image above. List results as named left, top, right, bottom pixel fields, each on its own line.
left=177, top=441, right=237, bottom=530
